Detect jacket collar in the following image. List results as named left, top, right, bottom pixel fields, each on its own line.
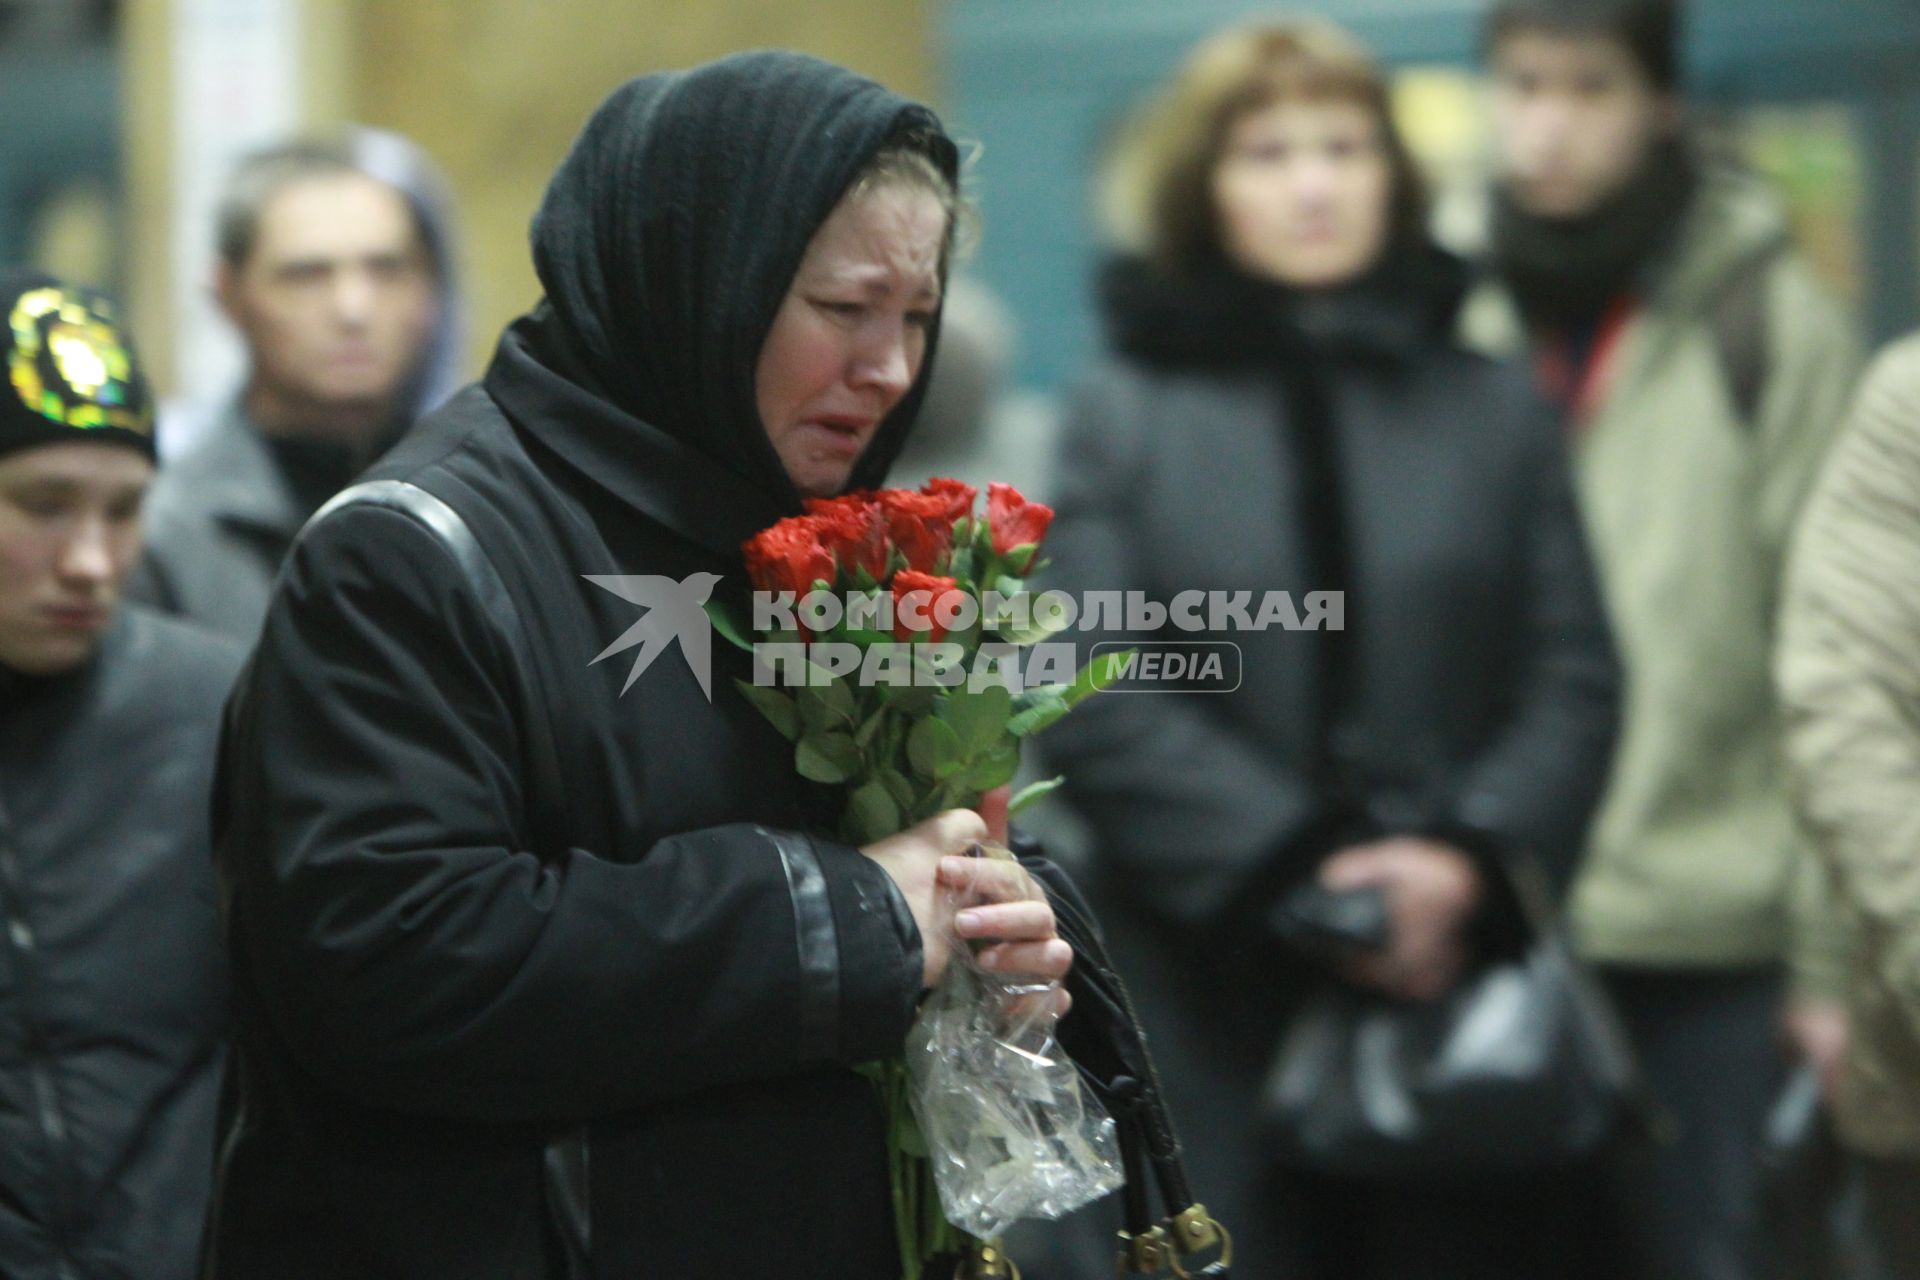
left=1099, top=247, right=1470, bottom=373
left=177, top=400, right=309, bottom=540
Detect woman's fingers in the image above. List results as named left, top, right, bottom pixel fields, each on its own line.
left=937, top=853, right=1037, bottom=900
left=976, top=937, right=1073, bottom=980
left=954, top=897, right=1055, bottom=942
left=930, top=808, right=989, bottom=855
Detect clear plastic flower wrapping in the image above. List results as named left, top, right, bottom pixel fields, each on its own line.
left=904, top=860, right=1125, bottom=1239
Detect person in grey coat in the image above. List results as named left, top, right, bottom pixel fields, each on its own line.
left=130, top=128, right=462, bottom=641
left=0, top=271, right=242, bottom=1280
left=1024, top=19, right=1621, bottom=1279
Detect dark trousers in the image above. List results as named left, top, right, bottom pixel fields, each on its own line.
left=1278, top=1157, right=1627, bottom=1280
left=1602, top=964, right=1789, bottom=1280
left=1854, top=1154, right=1920, bottom=1280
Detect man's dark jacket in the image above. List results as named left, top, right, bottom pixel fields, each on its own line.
left=0, top=608, right=242, bottom=1280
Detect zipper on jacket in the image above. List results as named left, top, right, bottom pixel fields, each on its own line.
left=0, top=803, right=81, bottom=1277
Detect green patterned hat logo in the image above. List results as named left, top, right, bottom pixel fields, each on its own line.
left=8, top=286, right=152, bottom=435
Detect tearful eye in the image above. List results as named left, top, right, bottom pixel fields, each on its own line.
left=906, top=310, right=936, bottom=330
left=812, top=298, right=865, bottom=320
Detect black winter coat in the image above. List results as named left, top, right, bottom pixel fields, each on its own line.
left=204, top=382, right=928, bottom=1279
left=0, top=608, right=241, bottom=1280
left=1029, top=254, right=1621, bottom=1274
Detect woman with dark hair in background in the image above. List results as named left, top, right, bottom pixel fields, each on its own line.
left=201, top=52, right=1072, bottom=1279
left=1034, top=21, right=1621, bottom=1278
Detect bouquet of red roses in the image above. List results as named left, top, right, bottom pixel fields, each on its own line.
left=716, top=479, right=1126, bottom=1277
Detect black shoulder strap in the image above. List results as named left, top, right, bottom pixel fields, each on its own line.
left=299, top=479, right=591, bottom=1275
left=1709, top=252, right=1776, bottom=432
left=303, top=480, right=567, bottom=829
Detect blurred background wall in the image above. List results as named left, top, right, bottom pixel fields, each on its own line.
left=0, top=0, right=1914, bottom=400
left=940, top=0, right=1920, bottom=388
left=4, top=0, right=930, bottom=403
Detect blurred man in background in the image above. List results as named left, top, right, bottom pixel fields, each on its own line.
left=1474, top=1, right=1863, bottom=1276
left=0, top=271, right=240, bottom=1280
left=131, top=129, right=462, bottom=640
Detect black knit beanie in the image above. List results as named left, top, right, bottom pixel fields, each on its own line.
left=0, top=271, right=156, bottom=464
left=1483, top=0, right=1682, bottom=92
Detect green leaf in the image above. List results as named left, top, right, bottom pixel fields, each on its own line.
left=853, top=706, right=887, bottom=750
left=876, top=765, right=917, bottom=810
left=795, top=732, right=861, bottom=784
left=1066, top=648, right=1137, bottom=707
left=704, top=598, right=755, bottom=652
left=845, top=780, right=902, bottom=844
left=906, top=715, right=964, bottom=782
left=943, top=682, right=1012, bottom=754
left=796, top=684, right=836, bottom=735
left=965, top=740, right=1021, bottom=791
left=817, top=671, right=857, bottom=723
left=733, top=679, right=799, bottom=741
left=1008, top=775, right=1066, bottom=815
left=879, top=680, right=936, bottom=716
left=1007, top=685, right=1069, bottom=737
left=796, top=675, right=857, bottom=734
left=1002, top=543, right=1039, bottom=576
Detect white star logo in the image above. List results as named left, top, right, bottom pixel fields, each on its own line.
left=584, top=572, right=723, bottom=699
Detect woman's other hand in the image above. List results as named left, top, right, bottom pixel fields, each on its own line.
left=1319, top=837, right=1483, bottom=1002
left=860, top=804, right=1072, bottom=994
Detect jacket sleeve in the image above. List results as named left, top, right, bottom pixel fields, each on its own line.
left=1779, top=339, right=1920, bottom=1032
left=1444, top=398, right=1622, bottom=897
left=219, top=504, right=921, bottom=1124
left=1758, top=256, right=1865, bottom=999
left=1036, top=371, right=1323, bottom=929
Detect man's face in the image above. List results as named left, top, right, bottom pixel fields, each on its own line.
left=0, top=444, right=152, bottom=675
left=218, top=172, right=439, bottom=429
left=1490, top=30, right=1678, bottom=219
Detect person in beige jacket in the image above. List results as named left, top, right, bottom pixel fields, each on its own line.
left=1779, top=335, right=1920, bottom=1280
left=1476, top=2, right=1862, bottom=1275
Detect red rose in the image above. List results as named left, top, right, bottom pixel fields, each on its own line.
left=986, top=482, right=1054, bottom=559
left=919, top=476, right=977, bottom=524
left=891, top=570, right=964, bottom=643
left=742, top=515, right=835, bottom=601
left=804, top=495, right=889, bottom=581
left=877, top=488, right=954, bottom=574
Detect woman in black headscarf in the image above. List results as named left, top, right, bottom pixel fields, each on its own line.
left=204, top=52, right=1070, bottom=1279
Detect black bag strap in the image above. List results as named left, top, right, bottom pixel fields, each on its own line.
left=1709, top=249, right=1777, bottom=432
left=303, top=480, right=568, bottom=829
left=298, top=479, right=591, bottom=1275
left=1019, top=854, right=1232, bottom=1277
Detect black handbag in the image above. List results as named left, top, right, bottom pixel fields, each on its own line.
left=1259, top=854, right=1647, bottom=1178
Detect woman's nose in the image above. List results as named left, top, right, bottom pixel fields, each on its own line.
left=850, top=328, right=915, bottom=400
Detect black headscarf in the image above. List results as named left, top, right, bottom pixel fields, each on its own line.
left=484, top=51, right=958, bottom=557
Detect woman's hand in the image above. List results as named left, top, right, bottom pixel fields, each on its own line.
left=1318, top=837, right=1483, bottom=1002
left=860, top=801, right=1072, bottom=994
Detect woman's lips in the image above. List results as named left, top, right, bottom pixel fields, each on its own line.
left=802, top=418, right=873, bottom=457
left=42, top=604, right=107, bottom=631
